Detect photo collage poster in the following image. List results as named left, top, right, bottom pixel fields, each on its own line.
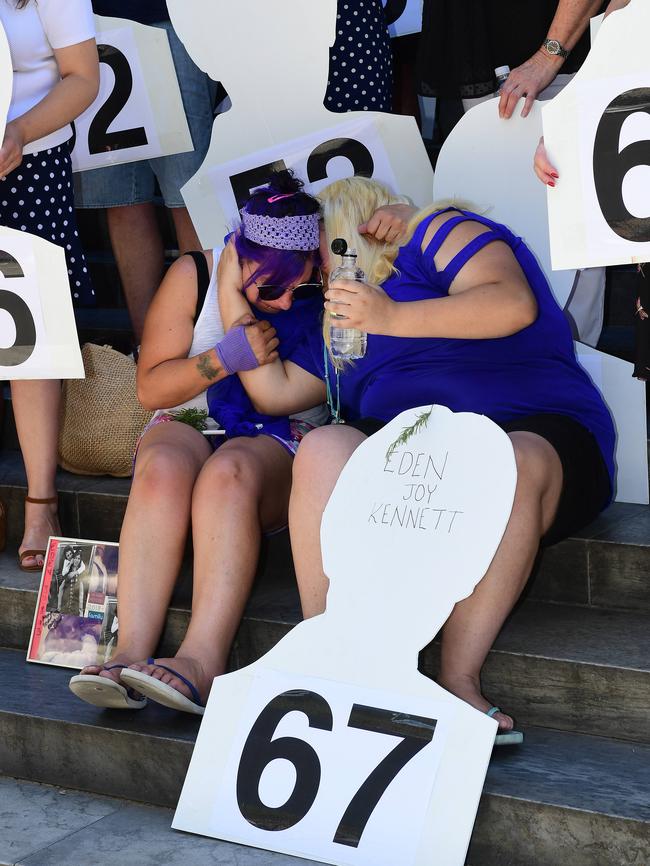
left=27, top=537, right=120, bottom=670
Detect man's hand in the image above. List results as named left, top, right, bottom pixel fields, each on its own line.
left=499, top=51, right=563, bottom=119
left=359, top=203, right=418, bottom=245
left=0, top=121, right=25, bottom=178
left=231, top=315, right=280, bottom=366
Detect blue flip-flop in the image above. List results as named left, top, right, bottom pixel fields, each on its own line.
left=119, top=658, right=205, bottom=716
left=487, top=706, right=524, bottom=746
left=69, top=664, right=147, bottom=710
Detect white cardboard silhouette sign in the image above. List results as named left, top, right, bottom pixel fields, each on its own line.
left=432, top=97, right=648, bottom=505
left=71, top=16, right=192, bottom=173
left=0, top=229, right=84, bottom=379
left=543, top=0, right=650, bottom=269
left=0, top=23, right=83, bottom=380
left=210, top=117, right=399, bottom=231
left=173, top=406, right=517, bottom=866
left=167, top=0, right=433, bottom=248
left=383, top=0, right=423, bottom=38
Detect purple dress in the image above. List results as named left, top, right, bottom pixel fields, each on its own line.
left=289, top=209, right=616, bottom=488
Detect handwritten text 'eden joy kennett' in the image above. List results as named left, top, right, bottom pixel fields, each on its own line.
left=368, top=449, right=463, bottom=533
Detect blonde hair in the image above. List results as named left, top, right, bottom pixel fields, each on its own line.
left=318, top=176, right=478, bottom=369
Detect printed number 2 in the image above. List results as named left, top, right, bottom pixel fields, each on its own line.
left=236, top=690, right=436, bottom=848
left=593, top=87, right=650, bottom=242
left=0, top=251, right=36, bottom=366
left=88, top=44, right=149, bottom=154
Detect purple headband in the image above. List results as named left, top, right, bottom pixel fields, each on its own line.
left=241, top=208, right=320, bottom=251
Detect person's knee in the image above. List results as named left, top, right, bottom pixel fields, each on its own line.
left=196, top=451, right=261, bottom=499
left=134, top=443, right=197, bottom=494
left=510, top=434, right=562, bottom=499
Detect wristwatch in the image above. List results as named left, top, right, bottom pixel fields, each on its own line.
left=542, top=38, right=570, bottom=59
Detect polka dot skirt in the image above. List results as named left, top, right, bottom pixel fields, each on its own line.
left=326, top=0, right=393, bottom=113
left=0, top=143, right=95, bottom=306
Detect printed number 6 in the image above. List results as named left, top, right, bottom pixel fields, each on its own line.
left=593, top=87, right=650, bottom=242
left=0, top=251, right=36, bottom=366
left=236, top=690, right=436, bottom=848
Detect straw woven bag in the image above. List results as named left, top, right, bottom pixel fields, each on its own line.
left=58, top=343, right=154, bottom=477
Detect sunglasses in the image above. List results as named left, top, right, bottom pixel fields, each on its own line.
left=256, top=267, right=323, bottom=301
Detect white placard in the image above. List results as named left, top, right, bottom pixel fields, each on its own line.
left=543, top=0, right=650, bottom=269
left=432, top=95, right=648, bottom=505
left=71, top=16, right=193, bottom=173
left=174, top=407, right=517, bottom=866
left=210, top=117, right=399, bottom=232
left=590, top=13, right=605, bottom=42
left=0, top=228, right=84, bottom=379
left=383, top=0, right=423, bottom=38
left=168, top=0, right=433, bottom=249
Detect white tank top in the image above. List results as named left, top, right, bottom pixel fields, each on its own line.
left=156, top=249, right=329, bottom=433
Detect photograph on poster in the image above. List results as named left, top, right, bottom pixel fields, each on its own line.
left=28, top=538, right=120, bottom=670
left=172, top=407, right=517, bottom=866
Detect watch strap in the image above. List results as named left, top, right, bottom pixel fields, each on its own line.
left=542, top=38, right=570, bottom=59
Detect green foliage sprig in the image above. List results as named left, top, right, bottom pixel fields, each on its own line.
left=386, top=406, right=433, bottom=460
left=170, top=407, right=209, bottom=431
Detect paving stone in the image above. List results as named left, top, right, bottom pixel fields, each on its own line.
left=0, top=776, right=119, bottom=865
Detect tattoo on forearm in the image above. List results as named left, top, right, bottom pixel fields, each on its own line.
left=197, top=352, right=220, bottom=381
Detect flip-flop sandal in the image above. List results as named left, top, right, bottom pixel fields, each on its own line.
left=69, top=664, right=147, bottom=710
left=120, top=658, right=205, bottom=716
left=487, top=706, right=524, bottom=746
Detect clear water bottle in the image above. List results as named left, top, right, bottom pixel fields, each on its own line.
left=329, top=238, right=368, bottom=360
left=495, top=65, right=510, bottom=92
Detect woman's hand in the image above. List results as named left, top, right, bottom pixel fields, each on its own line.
left=533, top=136, right=560, bottom=186
left=358, top=203, right=417, bottom=245
left=0, top=121, right=25, bottom=178
left=228, top=314, right=280, bottom=367
left=325, top=278, right=397, bottom=334
left=217, top=236, right=243, bottom=291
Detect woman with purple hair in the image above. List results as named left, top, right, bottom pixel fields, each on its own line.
left=69, top=170, right=328, bottom=714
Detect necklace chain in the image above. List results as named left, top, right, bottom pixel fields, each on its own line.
left=323, top=341, right=344, bottom=424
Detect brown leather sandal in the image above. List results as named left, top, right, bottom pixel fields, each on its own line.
left=18, top=495, right=58, bottom=573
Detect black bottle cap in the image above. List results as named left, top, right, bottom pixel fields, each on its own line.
left=331, top=238, right=348, bottom=256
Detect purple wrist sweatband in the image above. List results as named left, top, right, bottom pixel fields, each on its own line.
left=215, top=325, right=260, bottom=375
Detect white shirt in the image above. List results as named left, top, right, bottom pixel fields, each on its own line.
left=0, top=0, right=95, bottom=153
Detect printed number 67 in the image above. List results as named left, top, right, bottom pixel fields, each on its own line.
left=236, top=690, right=436, bottom=848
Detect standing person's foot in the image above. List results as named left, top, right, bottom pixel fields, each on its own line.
left=18, top=495, right=60, bottom=572
left=69, top=654, right=147, bottom=710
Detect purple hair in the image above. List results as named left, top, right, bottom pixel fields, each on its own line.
left=234, top=170, right=321, bottom=291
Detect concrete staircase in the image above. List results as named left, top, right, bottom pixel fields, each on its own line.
left=0, top=446, right=648, bottom=865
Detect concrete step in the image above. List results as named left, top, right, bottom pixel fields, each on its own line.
left=1, top=577, right=648, bottom=755
left=0, top=717, right=647, bottom=866
left=0, top=452, right=648, bottom=613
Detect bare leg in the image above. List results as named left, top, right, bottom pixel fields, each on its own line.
left=12, top=379, right=61, bottom=568
left=80, top=422, right=211, bottom=684
left=290, top=426, right=366, bottom=618
left=106, top=203, right=165, bottom=342
left=128, top=435, right=293, bottom=703
left=170, top=206, right=201, bottom=255
left=438, top=432, right=563, bottom=730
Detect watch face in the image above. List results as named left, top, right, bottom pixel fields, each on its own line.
left=546, top=39, right=561, bottom=55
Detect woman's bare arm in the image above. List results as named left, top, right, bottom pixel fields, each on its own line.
left=0, top=40, right=99, bottom=176
left=325, top=213, right=538, bottom=339
left=137, top=254, right=276, bottom=409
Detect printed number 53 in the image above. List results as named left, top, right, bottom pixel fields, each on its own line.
left=236, top=690, right=437, bottom=848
